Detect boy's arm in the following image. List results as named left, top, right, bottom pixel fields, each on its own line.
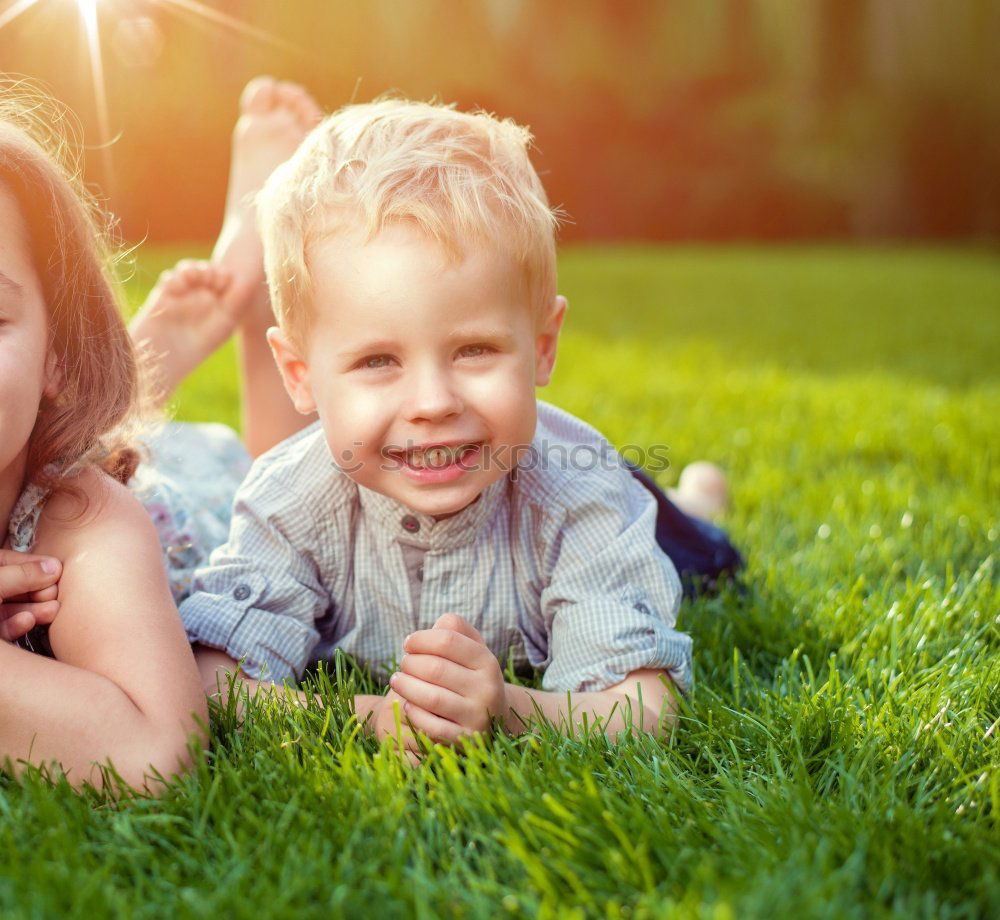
left=392, top=615, right=678, bottom=744
left=535, top=464, right=692, bottom=698
left=199, top=620, right=674, bottom=762
left=501, top=668, right=677, bottom=737
left=178, top=456, right=339, bottom=688
left=392, top=462, right=691, bottom=745
left=193, top=644, right=386, bottom=725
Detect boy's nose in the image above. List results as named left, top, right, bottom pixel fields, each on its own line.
left=404, top=367, right=464, bottom=423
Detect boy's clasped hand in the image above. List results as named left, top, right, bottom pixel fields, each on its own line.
left=383, top=612, right=510, bottom=753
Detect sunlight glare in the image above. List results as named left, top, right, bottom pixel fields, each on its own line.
left=76, top=0, right=97, bottom=25
left=0, top=0, right=305, bottom=187
left=0, top=0, right=43, bottom=32
left=152, top=0, right=302, bottom=53
left=75, top=0, right=114, bottom=187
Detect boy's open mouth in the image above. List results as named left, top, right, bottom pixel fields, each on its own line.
left=387, top=442, right=483, bottom=471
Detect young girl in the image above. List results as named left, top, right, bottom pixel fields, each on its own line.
left=0, top=86, right=206, bottom=791
left=0, top=76, right=325, bottom=789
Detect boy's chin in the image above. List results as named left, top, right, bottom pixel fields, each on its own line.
left=403, top=489, right=479, bottom=520
left=389, top=477, right=489, bottom=520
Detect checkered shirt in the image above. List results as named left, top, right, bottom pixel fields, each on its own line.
left=178, top=401, right=692, bottom=693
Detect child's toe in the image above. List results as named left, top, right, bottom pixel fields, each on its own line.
left=178, top=259, right=211, bottom=287
left=160, top=270, right=187, bottom=295
left=674, top=461, right=729, bottom=520
left=279, top=82, right=323, bottom=127
left=240, top=75, right=279, bottom=114
left=209, top=266, right=233, bottom=294
left=679, top=461, right=728, bottom=500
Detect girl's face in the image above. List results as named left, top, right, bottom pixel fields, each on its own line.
left=0, top=181, right=60, bottom=516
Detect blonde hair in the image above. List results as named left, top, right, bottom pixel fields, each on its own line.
left=0, top=81, right=138, bottom=496
left=257, top=98, right=561, bottom=344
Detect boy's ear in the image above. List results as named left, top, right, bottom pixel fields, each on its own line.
left=267, top=327, right=318, bottom=415
left=534, top=294, right=567, bottom=387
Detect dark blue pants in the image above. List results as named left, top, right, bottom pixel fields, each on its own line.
left=629, top=466, right=742, bottom=598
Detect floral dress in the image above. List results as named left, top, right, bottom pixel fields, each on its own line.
left=7, top=422, right=251, bottom=657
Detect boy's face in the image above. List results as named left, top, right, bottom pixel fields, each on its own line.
left=270, top=221, right=564, bottom=518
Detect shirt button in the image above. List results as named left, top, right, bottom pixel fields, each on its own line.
left=233, top=584, right=252, bottom=601
left=416, top=565, right=424, bottom=582
left=401, top=515, right=420, bottom=533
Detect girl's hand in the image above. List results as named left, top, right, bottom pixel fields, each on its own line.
left=0, top=550, right=62, bottom=642
left=390, top=613, right=509, bottom=745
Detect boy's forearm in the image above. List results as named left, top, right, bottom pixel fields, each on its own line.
left=501, top=669, right=678, bottom=738
left=193, top=648, right=678, bottom=743
left=193, top=645, right=384, bottom=727
left=194, top=644, right=315, bottom=709
left=354, top=694, right=383, bottom=726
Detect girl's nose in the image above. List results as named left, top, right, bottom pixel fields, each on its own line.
left=404, top=366, right=464, bottom=423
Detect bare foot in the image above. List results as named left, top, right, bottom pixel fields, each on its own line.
left=668, top=461, right=729, bottom=521
left=213, top=75, right=323, bottom=326
left=129, top=260, right=236, bottom=406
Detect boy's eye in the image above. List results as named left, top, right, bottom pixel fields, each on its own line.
left=358, top=354, right=395, bottom=370
left=456, top=344, right=493, bottom=359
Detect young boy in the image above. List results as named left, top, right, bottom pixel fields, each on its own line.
left=181, top=99, right=703, bottom=753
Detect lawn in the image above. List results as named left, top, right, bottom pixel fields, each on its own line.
left=2, top=245, right=997, bottom=918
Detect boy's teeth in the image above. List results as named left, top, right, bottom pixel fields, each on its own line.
left=426, top=447, right=449, bottom=468
left=405, top=444, right=475, bottom=469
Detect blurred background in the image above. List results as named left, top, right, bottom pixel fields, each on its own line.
left=1, top=0, right=998, bottom=245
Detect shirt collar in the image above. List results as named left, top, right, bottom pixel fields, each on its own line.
left=357, top=475, right=509, bottom=550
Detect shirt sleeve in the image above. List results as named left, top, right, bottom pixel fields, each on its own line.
left=537, top=466, right=692, bottom=694
left=178, top=468, right=333, bottom=685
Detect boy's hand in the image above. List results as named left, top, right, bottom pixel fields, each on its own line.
left=370, top=688, right=422, bottom=765
left=0, top=550, right=61, bottom=642
left=390, top=613, right=509, bottom=744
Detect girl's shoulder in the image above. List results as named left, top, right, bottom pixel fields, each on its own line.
left=32, top=466, right=158, bottom=559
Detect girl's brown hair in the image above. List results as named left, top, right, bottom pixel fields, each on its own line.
left=0, top=80, right=138, bottom=495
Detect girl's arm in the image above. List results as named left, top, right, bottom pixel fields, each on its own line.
left=1, top=472, right=207, bottom=790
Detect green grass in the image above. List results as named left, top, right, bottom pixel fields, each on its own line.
left=5, top=245, right=998, bottom=918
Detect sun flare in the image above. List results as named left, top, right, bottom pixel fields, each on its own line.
left=0, top=0, right=42, bottom=31
left=75, top=0, right=97, bottom=20
left=0, top=0, right=301, bottom=185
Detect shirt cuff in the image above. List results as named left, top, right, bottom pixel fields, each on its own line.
left=542, top=603, right=693, bottom=695
left=179, top=573, right=319, bottom=685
